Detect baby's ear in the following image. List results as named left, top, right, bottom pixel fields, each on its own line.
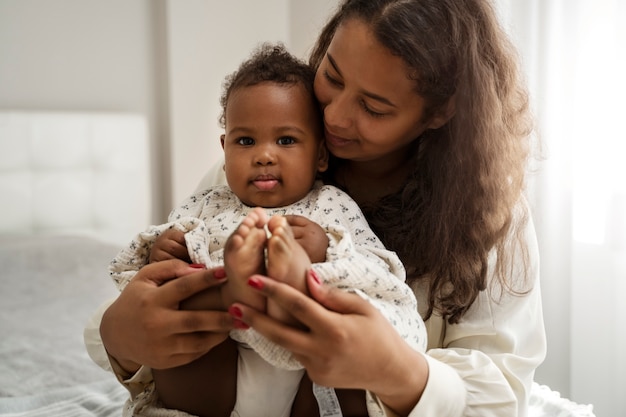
left=220, top=134, right=226, bottom=149
left=427, top=96, right=456, bottom=130
left=317, top=140, right=329, bottom=173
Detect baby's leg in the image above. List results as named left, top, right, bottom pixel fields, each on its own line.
left=290, top=374, right=368, bottom=417
left=222, top=207, right=268, bottom=311
left=266, top=215, right=312, bottom=325
left=153, top=337, right=238, bottom=417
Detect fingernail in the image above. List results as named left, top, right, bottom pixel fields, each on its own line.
left=228, top=305, right=243, bottom=319
left=233, top=319, right=250, bottom=330
left=189, top=263, right=205, bottom=269
left=214, top=267, right=227, bottom=280
left=248, top=276, right=264, bottom=290
left=309, top=269, right=321, bottom=285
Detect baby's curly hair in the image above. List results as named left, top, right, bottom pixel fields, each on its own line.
left=219, top=43, right=319, bottom=128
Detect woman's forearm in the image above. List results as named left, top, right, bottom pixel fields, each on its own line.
left=373, top=346, right=428, bottom=416
left=100, top=299, right=143, bottom=374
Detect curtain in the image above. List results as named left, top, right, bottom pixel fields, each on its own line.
left=497, top=1, right=626, bottom=416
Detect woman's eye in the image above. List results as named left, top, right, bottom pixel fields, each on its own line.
left=237, top=137, right=255, bottom=146
left=324, top=70, right=342, bottom=87
left=277, top=136, right=296, bottom=145
left=361, top=101, right=386, bottom=118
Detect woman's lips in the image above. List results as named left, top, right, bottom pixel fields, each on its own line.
left=325, top=129, right=352, bottom=148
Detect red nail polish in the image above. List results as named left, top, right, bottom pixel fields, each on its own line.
left=309, top=269, right=321, bottom=285
left=248, top=276, right=264, bottom=290
left=233, top=320, right=250, bottom=330
left=189, top=263, right=205, bottom=269
left=228, top=305, right=243, bottom=319
left=214, top=268, right=227, bottom=279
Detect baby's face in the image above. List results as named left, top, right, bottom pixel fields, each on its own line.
left=221, top=82, right=327, bottom=208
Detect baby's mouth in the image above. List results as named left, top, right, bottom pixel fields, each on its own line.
left=252, top=175, right=279, bottom=191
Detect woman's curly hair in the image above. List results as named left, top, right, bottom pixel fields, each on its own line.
left=313, top=0, right=535, bottom=323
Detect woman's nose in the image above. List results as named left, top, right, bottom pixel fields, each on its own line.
left=323, top=93, right=352, bottom=130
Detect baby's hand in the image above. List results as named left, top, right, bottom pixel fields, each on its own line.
left=284, top=215, right=328, bottom=263
left=149, top=228, right=191, bottom=263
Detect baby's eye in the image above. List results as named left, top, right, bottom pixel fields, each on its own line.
left=277, top=136, right=296, bottom=145
left=237, top=137, right=255, bottom=146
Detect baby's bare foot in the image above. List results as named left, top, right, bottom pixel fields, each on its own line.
left=266, top=215, right=312, bottom=325
left=222, top=207, right=268, bottom=311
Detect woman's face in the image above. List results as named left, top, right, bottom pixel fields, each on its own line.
left=314, top=18, right=436, bottom=163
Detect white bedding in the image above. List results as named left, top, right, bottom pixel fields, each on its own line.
left=0, top=110, right=150, bottom=416
left=0, top=235, right=127, bottom=416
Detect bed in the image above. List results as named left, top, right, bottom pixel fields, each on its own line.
left=0, top=111, right=147, bottom=416
left=0, top=111, right=595, bottom=417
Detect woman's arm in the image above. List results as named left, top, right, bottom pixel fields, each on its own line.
left=84, top=260, right=234, bottom=396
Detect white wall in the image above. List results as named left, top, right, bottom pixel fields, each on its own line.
left=495, top=0, right=572, bottom=398
left=0, top=0, right=166, bottom=219
left=166, top=0, right=289, bottom=207
left=166, top=0, right=339, bottom=207
left=0, top=0, right=339, bottom=220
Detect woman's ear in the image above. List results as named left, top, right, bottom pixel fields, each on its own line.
left=317, top=141, right=329, bottom=173
left=220, top=134, right=226, bottom=149
left=427, top=96, right=456, bottom=130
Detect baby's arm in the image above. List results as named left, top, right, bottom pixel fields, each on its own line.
left=149, top=228, right=191, bottom=264
left=284, top=214, right=329, bottom=263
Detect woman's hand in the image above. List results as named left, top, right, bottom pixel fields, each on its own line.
left=230, top=271, right=429, bottom=415
left=149, top=228, right=192, bottom=263
left=285, top=215, right=328, bottom=263
left=100, top=260, right=234, bottom=373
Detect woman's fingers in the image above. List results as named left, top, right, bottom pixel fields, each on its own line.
left=171, top=309, right=234, bottom=335
left=233, top=272, right=376, bottom=353
left=246, top=271, right=374, bottom=322
left=305, top=270, right=374, bottom=315
left=230, top=302, right=312, bottom=355
left=246, top=274, right=336, bottom=329
left=135, top=260, right=227, bottom=305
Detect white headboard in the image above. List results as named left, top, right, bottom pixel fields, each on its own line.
left=0, top=111, right=151, bottom=245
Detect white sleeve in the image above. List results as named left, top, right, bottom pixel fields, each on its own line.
left=391, top=209, right=546, bottom=417
left=83, top=299, right=154, bottom=399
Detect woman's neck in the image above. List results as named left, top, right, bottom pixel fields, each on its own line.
left=335, top=152, right=413, bottom=205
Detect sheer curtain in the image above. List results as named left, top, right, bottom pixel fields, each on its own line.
left=497, top=1, right=626, bottom=415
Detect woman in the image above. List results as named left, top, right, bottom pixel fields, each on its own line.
left=88, top=0, right=546, bottom=416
